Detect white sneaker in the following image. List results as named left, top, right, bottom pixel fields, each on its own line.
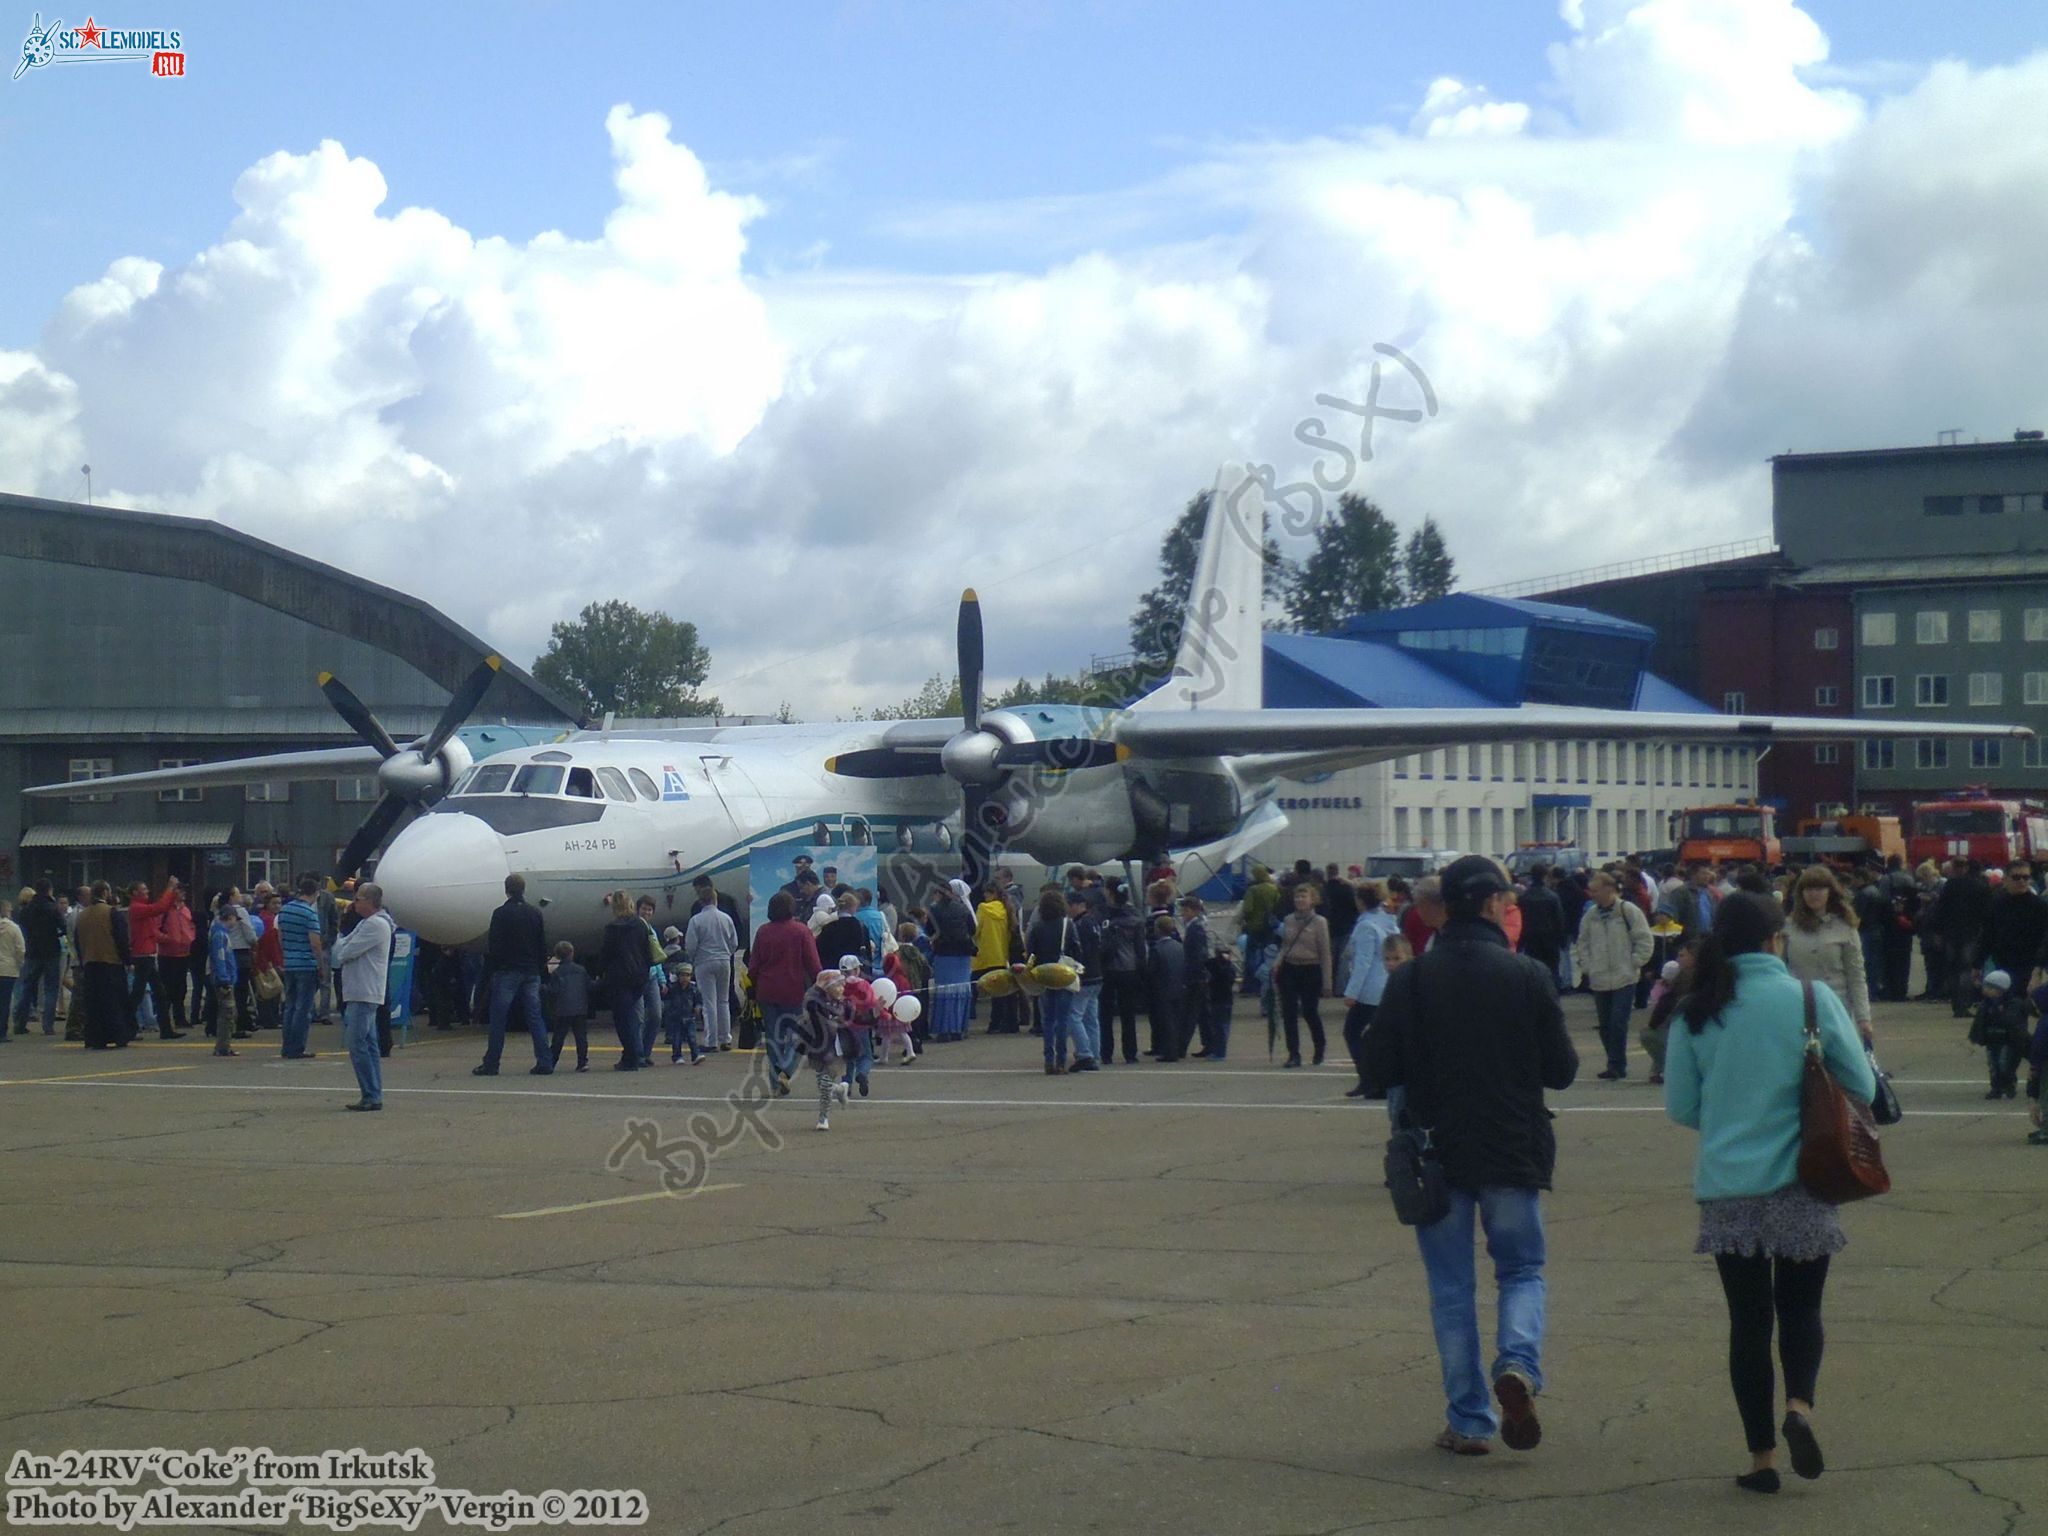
left=815, top=1116, right=830, bottom=1131
left=832, top=1080, right=851, bottom=1105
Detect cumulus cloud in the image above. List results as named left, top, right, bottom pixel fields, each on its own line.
left=3, top=3, right=2044, bottom=717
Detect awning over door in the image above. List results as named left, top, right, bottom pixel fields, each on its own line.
left=19, top=823, right=235, bottom=850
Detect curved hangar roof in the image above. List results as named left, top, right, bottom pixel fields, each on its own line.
left=0, top=491, right=579, bottom=733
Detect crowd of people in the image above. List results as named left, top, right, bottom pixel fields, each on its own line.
left=10, top=840, right=2045, bottom=1482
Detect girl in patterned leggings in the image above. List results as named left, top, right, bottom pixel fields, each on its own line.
left=800, top=968, right=852, bottom=1130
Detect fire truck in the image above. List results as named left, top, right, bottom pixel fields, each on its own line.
left=1672, top=803, right=1780, bottom=867
left=1908, top=790, right=2048, bottom=868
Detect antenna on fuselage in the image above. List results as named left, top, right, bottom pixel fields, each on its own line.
left=601, top=710, right=615, bottom=742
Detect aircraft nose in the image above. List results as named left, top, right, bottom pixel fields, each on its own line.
left=375, top=811, right=509, bottom=945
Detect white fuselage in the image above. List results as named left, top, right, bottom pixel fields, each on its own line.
left=372, top=724, right=1151, bottom=951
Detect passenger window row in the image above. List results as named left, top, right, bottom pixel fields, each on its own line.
left=453, top=763, right=661, bottom=801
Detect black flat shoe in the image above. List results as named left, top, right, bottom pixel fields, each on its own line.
left=1735, top=1469, right=1780, bottom=1494
left=1344, top=1084, right=1368, bottom=1098
left=1781, top=1412, right=1823, bottom=1479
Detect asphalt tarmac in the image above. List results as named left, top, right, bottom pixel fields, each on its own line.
left=1, top=990, right=2042, bottom=1535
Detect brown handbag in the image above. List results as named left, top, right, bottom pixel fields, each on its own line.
left=1795, top=981, right=1891, bottom=1203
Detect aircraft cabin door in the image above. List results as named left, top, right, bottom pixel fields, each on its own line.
left=698, top=756, right=771, bottom=836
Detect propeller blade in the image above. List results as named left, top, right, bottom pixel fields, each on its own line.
left=418, top=654, right=502, bottom=761
left=334, top=795, right=409, bottom=882
left=994, top=738, right=1125, bottom=772
left=959, top=784, right=1010, bottom=891
left=957, top=590, right=983, bottom=735
left=825, top=748, right=947, bottom=779
left=319, top=672, right=400, bottom=759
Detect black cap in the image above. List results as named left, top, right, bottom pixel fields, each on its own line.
left=1440, top=855, right=1510, bottom=906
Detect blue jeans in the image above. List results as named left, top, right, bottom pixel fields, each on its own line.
left=1593, top=987, right=1634, bottom=1076
left=845, top=1030, right=873, bottom=1084
left=1415, top=1186, right=1548, bottom=1439
left=343, top=1000, right=383, bottom=1105
left=484, top=971, right=549, bottom=1071
left=282, top=969, right=319, bottom=1057
left=1076, top=984, right=1102, bottom=1062
left=761, top=1003, right=800, bottom=1079
left=13, top=956, right=60, bottom=1033
left=1040, top=988, right=1075, bottom=1067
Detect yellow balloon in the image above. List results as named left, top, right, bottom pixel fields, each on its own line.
left=977, top=970, right=1019, bottom=997
left=1031, top=963, right=1080, bottom=990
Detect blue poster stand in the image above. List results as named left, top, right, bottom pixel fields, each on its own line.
left=387, top=928, right=418, bottom=1045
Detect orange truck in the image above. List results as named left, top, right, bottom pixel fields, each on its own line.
left=1780, top=810, right=1905, bottom=869
left=1672, top=803, right=1780, bottom=867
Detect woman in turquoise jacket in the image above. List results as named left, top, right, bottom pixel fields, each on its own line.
left=1665, top=892, right=1875, bottom=1495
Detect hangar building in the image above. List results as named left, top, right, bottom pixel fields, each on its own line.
left=0, top=492, right=579, bottom=894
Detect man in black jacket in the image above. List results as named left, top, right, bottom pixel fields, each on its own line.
left=475, top=873, right=551, bottom=1076
left=12, top=880, right=65, bottom=1036
left=1984, top=862, right=2048, bottom=995
left=1364, top=855, right=1578, bottom=1458
left=1516, top=866, right=1566, bottom=989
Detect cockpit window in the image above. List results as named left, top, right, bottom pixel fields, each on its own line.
left=628, top=768, right=660, bottom=801
left=466, top=764, right=515, bottom=795
left=533, top=750, right=573, bottom=763
left=565, top=768, right=599, bottom=798
left=511, top=764, right=565, bottom=796
left=447, top=767, right=478, bottom=796
left=596, top=767, right=634, bottom=802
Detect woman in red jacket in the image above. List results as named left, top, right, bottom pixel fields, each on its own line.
left=746, top=891, right=822, bottom=1094
left=157, top=888, right=198, bottom=1033
left=252, top=892, right=286, bottom=1033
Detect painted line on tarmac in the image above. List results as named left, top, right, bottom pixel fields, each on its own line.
left=3, top=1079, right=1375, bottom=1111
left=0, top=1064, right=196, bottom=1085
left=498, top=1183, right=742, bottom=1220
left=7, top=1079, right=2035, bottom=1120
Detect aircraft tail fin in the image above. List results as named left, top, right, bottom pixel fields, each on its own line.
left=1128, top=464, right=1266, bottom=714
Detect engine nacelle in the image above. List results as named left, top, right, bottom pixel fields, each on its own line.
left=378, top=735, right=475, bottom=804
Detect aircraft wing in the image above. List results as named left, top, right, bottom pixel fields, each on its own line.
left=22, top=745, right=388, bottom=799
left=1114, top=707, right=2032, bottom=766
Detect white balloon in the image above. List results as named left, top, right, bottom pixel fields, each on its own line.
left=870, top=978, right=898, bottom=1008
left=891, top=994, right=921, bottom=1024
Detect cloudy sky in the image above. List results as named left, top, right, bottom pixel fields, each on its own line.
left=3, top=0, right=2044, bottom=719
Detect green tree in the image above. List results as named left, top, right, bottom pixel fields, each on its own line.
left=1282, top=493, right=1404, bottom=634
left=1128, top=489, right=1285, bottom=679
left=870, top=674, right=966, bottom=721
left=532, top=600, right=721, bottom=719
left=1402, top=516, right=1457, bottom=604
left=993, top=671, right=1112, bottom=707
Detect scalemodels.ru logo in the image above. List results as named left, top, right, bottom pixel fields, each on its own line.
left=13, top=12, right=185, bottom=79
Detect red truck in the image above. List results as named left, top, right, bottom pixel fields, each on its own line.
left=1908, top=790, right=2048, bottom=869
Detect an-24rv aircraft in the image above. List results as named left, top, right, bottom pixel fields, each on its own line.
left=29, top=469, right=2028, bottom=953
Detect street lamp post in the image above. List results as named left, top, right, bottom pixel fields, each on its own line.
left=80, top=464, right=92, bottom=505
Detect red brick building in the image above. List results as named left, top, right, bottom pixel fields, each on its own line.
left=1695, top=576, right=1855, bottom=821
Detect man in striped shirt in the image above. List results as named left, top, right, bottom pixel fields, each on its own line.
left=277, top=875, right=326, bottom=1059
